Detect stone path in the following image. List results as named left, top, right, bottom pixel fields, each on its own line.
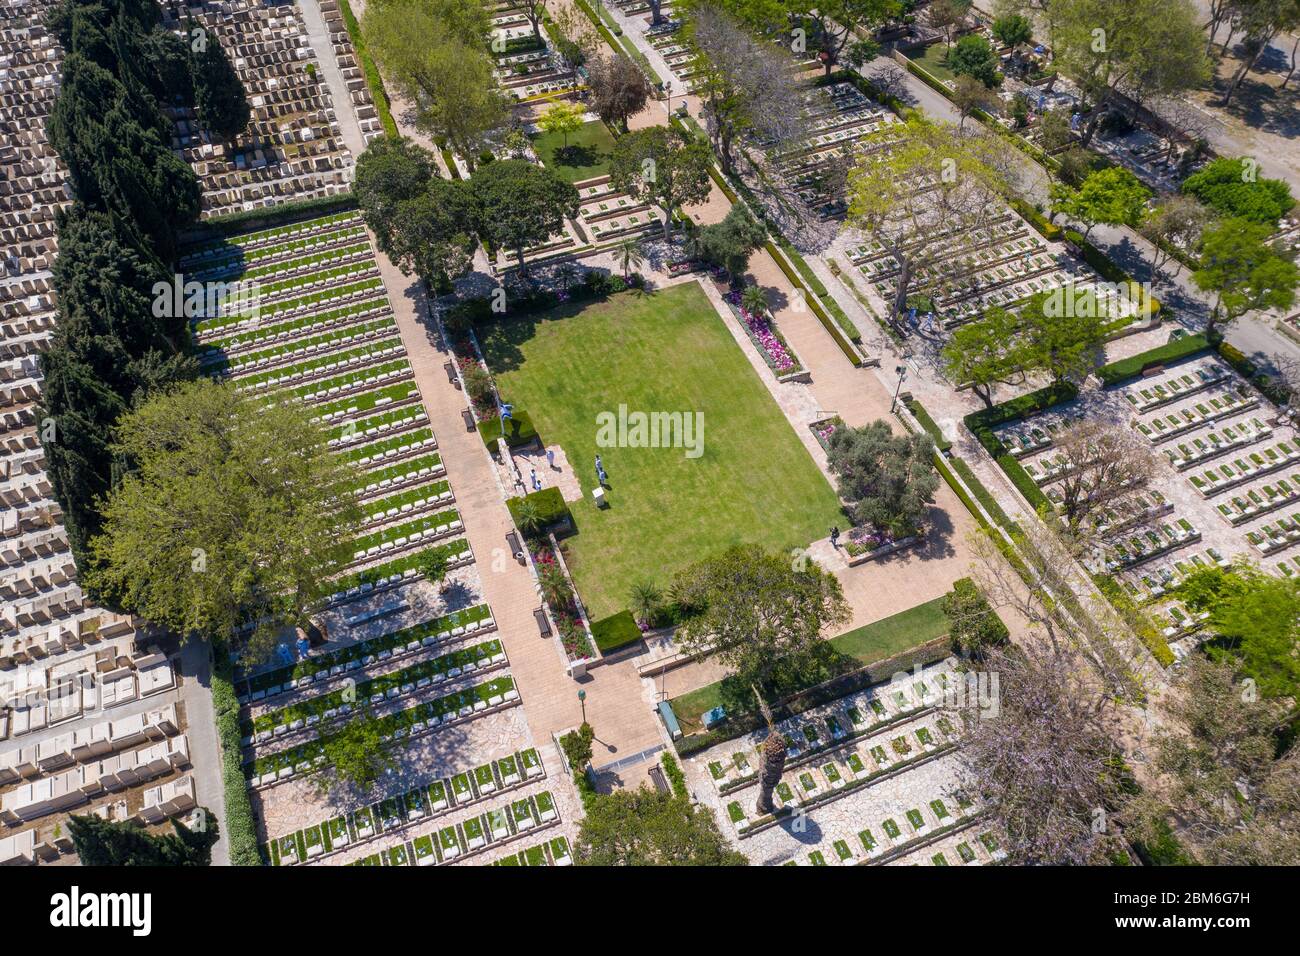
left=297, top=0, right=368, bottom=161
left=372, top=250, right=666, bottom=772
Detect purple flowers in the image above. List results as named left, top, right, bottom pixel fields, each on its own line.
left=725, top=291, right=796, bottom=372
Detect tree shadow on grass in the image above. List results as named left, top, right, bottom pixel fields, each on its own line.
left=551, top=143, right=604, bottom=173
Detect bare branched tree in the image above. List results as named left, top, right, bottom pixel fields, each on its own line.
left=952, top=641, right=1131, bottom=864
left=689, top=2, right=805, bottom=173
left=967, top=523, right=1148, bottom=699
left=1134, top=656, right=1300, bottom=865
left=1051, top=418, right=1161, bottom=535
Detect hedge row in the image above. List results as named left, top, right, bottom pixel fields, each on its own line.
left=1062, top=230, right=1163, bottom=317
left=963, top=381, right=1079, bottom=513
left=194, top=193, right=360, bottom=237
left=479, top=409, right=539, bottom=448
left=590, top=610, right=643, bottom=655
left=339, top=0, right=399, bottom=139
left=1094, top=334, right=1211, bottom=386
left=1011, top=197, right=1063, bottom=241
left=903, top=397, right=952, bottom=452
left=660, top=752, right=689, bottom=799
left=212, top=641, right=263, bottom=866
left=1217, top=340, right=1294, bottom=408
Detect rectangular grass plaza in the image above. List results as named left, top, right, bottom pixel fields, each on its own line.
left=477, top=281, right=845, bottom=620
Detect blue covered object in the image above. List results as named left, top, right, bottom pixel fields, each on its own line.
left=702, top=705, right=728, bottom=729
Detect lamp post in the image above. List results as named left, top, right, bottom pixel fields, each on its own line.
left=890, top=364, right=908, bottom=414
left=578, top=689, right=587, bottom=724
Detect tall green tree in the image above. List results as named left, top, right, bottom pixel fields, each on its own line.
left=941, top=306, right=1031, bottom=407
left=89, top=379, right=364, bottom=659
left=1048, top=0, right=1210, bottom=143
left=672, top=545, right=850, bottom=692
left=1181, top=157, right=1295, bottom=226
left=826, top=421, right=938, bottom=536
left=189, top=20, right=250, bottom=147
left=1176, top=563, right=1300, bottom=700
left=848, top=116, right=1012, bottom=318
left=470, top=159, right=579, bottom=273
left=69, top=813, right=218, bottom=866
left=1018, top=290, right=1106, bottom=383
left=1193, top=217, right=1300, bottom=335
left=364, top=0, right=507, bottom=166
left=609, top=126, right=713, bottom=241
left=689, top=204, right=767, bottom=279
left=1049, top=166, right=1150, bottom=241
left=575, top=787, right=749, bottom=865
left=949, top=33, right=1001, bottom=88
left=791, top=0, right=898, bottom=75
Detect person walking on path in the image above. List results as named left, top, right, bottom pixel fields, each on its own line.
left=830, top=525, right=841, bottom=549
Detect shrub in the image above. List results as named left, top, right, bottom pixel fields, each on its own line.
left=478, top=409, right=539, bottom=448
left=506, top=486, right=572, bottom=532
left=942, top=577, right=1009, bottom=656
left=1181, top=157, right=1294, bottom=225
left=903, top=398, right=952, bottom=452
left=590, top=610, right=643, bottom=654
left=1094, top=334, right=1210, bottom=386
left=212, top=641, right=263, bottom=866
left=963, top=382, right=1078, bottom=512
left=661, top=752, right=688, bottom=799
left=560, top=722, right=595, bottom=771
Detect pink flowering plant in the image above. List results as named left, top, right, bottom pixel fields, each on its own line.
left=724, top=290, right=801, bottom=374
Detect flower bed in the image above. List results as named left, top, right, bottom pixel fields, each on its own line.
left=723, top=291, right=804, bottom=377
left=810, top=416, right=845, bottom=451
left=843, top=527, right=922, bottom=564
left=531, top=542, right=594, bottom=660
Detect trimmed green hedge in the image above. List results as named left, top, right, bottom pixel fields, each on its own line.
left=1062, top=229, right=1162, bottom=317
left=590, top=610, right=643, bottom=655
left=903, top=397, right=952, bottom=452
left=506, top=485, right=572, bottom=531
left=195, top=193, right=359, bottom=236
left=660, top=752, right=688, bottom=799
left=1217, top=340, right=1294, bottom=407
left=1094, top=334, right=1211, bottom=386
left=963, top=381, right=1078, bottom=513
left=1011, top=197, right=1063, bottom=241
left=478, top=409, right=539, bottom=448
left=339, top=0, right=399, bottom=138
left=212, top=641, right=263, bottom=866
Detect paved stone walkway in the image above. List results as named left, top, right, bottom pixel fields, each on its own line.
left=372, top=252, right=666, bottom=770
left=297, top=0, right=368, bottom=161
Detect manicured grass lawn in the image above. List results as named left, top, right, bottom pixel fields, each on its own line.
left=531, top=120, right=617, bottom=183
left=668, top=594, right=951, bottom=733
left=478, top=282, right=844, bottom=620
left=908, top=42, right=959, bottom=83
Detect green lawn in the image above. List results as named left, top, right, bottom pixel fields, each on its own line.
left=668, top=594, right=952, bottom=734
left=908, top=42, right=959, bottom=83
left=531, top=119, right=617, bottom=183
left=478, top=282, right=845, bottom=619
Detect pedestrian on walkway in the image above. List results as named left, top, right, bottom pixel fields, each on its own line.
left=547, top=449, right=556, bottom=470
left=830, top=525, right=841, bottom=549
left=530, top=468, right=541, bottom=492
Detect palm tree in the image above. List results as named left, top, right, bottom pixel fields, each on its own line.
left=740, top=284, right=768, bottom=317
left=615, top=236, right=646, bottom=280
left=752, top=684, right=787, bottom=815
left=629, top=580, right=662, bottom=626
left=515, top=498, right=544, bottom=538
